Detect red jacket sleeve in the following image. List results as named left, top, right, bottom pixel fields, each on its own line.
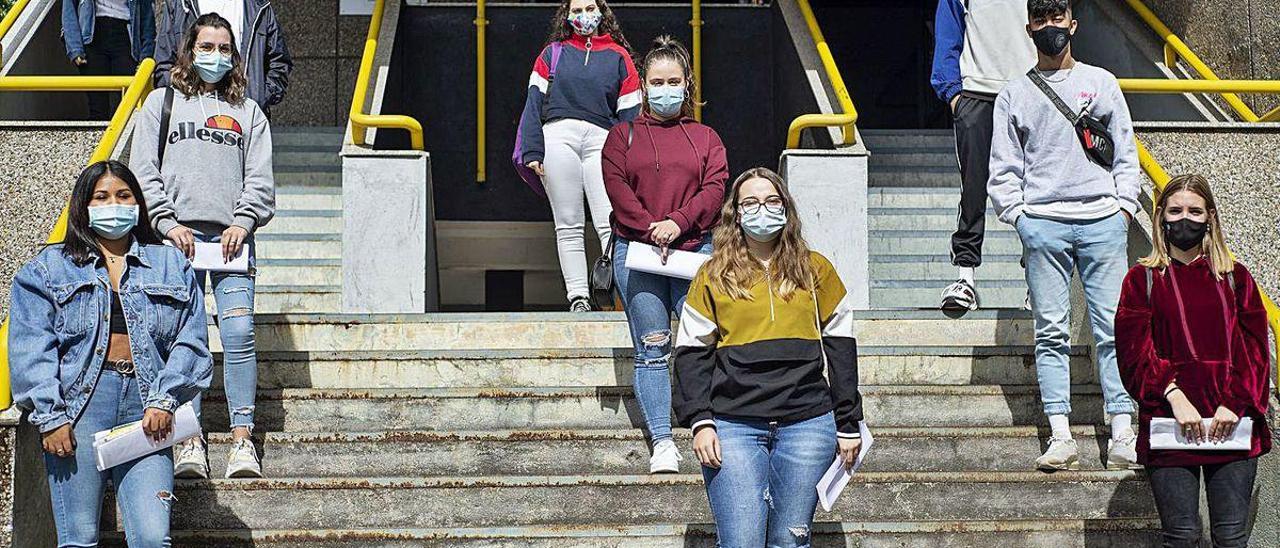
left=1224, top=264, right=1272, bottom=418
left=667, top=127, right=728, bottom=236
left=1115, top=266, right=1179, bottom=408
left=601, top=123, right=655, bottom=233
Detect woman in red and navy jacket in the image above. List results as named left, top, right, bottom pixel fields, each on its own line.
left=518, top=0, right=641, bottom=312
left=1116, top=174, right=1271, bottom=547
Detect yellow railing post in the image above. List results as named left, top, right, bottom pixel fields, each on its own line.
left=476, top=0, right=487, bottom=183
left=691, top=0, right=702, bottom=122
left=786, top=0, right=857, bottom=149
left=348, top=0, right=424, bottom=150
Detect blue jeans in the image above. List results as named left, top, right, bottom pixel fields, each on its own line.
left=1016, top=213, right=1135, bottom=416
left=613, top=237, right=713, bottom=443
left=45, top=370, right=173, bottom=547
left=191, top=232, right=258, bottom=432
left=702, top=413, right=836, bottom=548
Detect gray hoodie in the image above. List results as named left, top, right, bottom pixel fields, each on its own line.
left=130, top=87, right=275, bottom=237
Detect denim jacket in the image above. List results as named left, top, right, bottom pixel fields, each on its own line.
left=61, top=0, right=157, bottom=63
left=8, top=241, right=212, bottom=433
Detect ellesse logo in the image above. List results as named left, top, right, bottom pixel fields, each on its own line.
left=167, top=115, right=245, bottom=149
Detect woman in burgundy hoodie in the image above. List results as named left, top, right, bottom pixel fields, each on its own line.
left=601, top=36, right=728, bottom=474
left=1116, top=174, right=1271, bottom=547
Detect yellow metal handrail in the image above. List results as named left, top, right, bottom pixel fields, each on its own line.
left=349, top=0, right=424, bottom=151
left=786, top=0, right=856, bottom=150
left=0, top=58, right=157, bottom=410
left=475, top=0, right=487, bottom=182
left=0, top=0, right=34, bottom=60
left=691, top=0, right=702, bottom=121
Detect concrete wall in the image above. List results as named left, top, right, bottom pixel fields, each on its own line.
left=268, top=0, right=370, bottom=127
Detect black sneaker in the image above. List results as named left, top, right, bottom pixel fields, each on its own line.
left=940, top=279, right=978, bottom=311
left=569, top=297, right=593, bottom=312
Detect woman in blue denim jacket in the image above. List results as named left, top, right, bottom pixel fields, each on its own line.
left=8, top=160, right=211, bottom=547
left=62, top=0, right=156, bottom=119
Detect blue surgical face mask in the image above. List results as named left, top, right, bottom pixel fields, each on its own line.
left=647, top=84, right=686, bottom=118
left=88, top=204, right=139, bottom=241
left=740, top=207, right=787, bottom=242
left=194, top=50, right=234, bottom=83
left=568, top=11, right=602, bottom=36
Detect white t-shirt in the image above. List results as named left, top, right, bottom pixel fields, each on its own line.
left=199, top=0, right=245, bottom=51
left=95, top=0, right=131, bottom=21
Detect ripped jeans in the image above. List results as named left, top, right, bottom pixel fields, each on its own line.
left=613, top=236, right=712, bottom=444
left=191, top=231, right=257, bottom=432
left=703, top=413, right=836, bottom=548
left=45, top=369, right=173, bottom=547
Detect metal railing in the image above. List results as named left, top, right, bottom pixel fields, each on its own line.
left=0, top=58, right=157, bottom=409
left=691, top=0, right=702, bottom=121
left=349, top=0, right=424, bottom=151
left=475, top=0, right=487, bottom=182
left=0, top=0, right=33, bottom=61
left=786, top=0, right=857, bottom=149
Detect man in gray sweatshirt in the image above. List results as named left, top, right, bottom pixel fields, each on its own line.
left=988, top=0, right=1139, bottom=472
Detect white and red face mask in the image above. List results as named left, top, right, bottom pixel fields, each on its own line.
left=568, top=10, right=602, bottom=36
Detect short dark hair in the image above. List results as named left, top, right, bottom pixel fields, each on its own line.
left=1028, top=0, right=1071, bottom=19
left=61, top=160, right=160, bottom=265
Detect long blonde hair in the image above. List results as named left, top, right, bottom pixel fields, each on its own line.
left=705, top=167, right=815, bottom=300
left=1139, top=174, right=1234, bottom=279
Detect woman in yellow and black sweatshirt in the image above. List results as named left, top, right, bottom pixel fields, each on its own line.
left=673, top=167, right=863, bottom=547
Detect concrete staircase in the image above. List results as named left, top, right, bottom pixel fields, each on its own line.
left=863, top=129, right=1028, bottom=309
left=101, top=309, right=1161, bottom=546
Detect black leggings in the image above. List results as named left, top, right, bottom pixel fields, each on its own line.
left=1147, top=458, right=1258, bottom=548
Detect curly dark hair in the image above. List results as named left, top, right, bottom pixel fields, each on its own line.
left=170, top=13, right=248, bottom=106
left=546, top=0, right=633, bottom=54
left=1028, top=0, right=1071, bottom=19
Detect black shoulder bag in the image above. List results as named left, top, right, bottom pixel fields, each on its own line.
left=1027, top=69, right=1115, bottom=169
left=588, top=122, right=634, bottom=306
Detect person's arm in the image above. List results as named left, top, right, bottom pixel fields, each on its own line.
left=666, top=128, right=728, bottom=238
left=144, top=255, right=213, bottom=412
left=8, top=261, right=72, bottom=433
left=1114, top=267, right=1178, bottom=407
left=601, top=123, right=656, bottom=233
left=813, top=254, right=863, bottom=438
left=1105, top=77, right=1141, bottom=218
left=615, top=50, right=642, bottom=122
left=987, top=91, right=1027, bottom=225
left=137, top=0, right=157, bottom=60
left=129, top=90, right=180, bottom=237
left=261, top=8, right=293, bottom=108
left=929, top=0, right=966, bottom=103
left=61, top=0, right=86, bottom=62
left=1223, top=265, right=1271, bottom=418
left=672, top=270, right=720, bottom=432
left=519, top=46, right=553, bottom=165
left=153, top=2, right=179, bottom=88
left=233, top=105, right=276, bottom=234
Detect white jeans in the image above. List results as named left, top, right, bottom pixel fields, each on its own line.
left=542, top=118, right=613, bottom=301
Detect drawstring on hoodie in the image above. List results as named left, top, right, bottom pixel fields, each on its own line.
left=644, top=118, right=702, bottom=173
left=1164, top=259, right=1236, bottom=397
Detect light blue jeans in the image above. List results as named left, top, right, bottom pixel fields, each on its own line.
left=1016, top=212, right=1136, bottom=417
left=45, top=370, right=173, bottom=547
left=191, top=231, right=258, bottom=432
left=702, top=412, right=836, bottom=548
left=613, top=236, right=713, bottom=444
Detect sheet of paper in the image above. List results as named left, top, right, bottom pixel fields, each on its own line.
left=1150, top=417, right=1253, bottom=451
left=816, top=421, right=873, bottom=512
left=165, top=241, right=249, bottom=273
left=93, top=403, right=202, bottom=471
left=622, top=242, right=710, bottom=280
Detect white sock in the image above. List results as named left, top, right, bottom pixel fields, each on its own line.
left=958, top=266, right=975, bottom=286
left=1110, top=414, right=1134, bottom=439
left=1048, top=414, right=1072, bottom=440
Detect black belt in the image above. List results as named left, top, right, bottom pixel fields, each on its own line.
left=103, top=360, right=136, bottom=376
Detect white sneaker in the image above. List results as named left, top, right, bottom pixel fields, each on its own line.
left=1036, top=437, right=1080, bottom=471
left=940, top=279, right=978, bottom=311
left=1107, top=433, right=1140, bottom=470
left=224, top=438, right=263, bottom=479
left=174, top=438, right=209, bottom=479
left=649, top=439, right=683, bottom=474
left=569, top=297, right=593, bottom=313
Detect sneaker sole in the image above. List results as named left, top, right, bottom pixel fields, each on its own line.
left=649, top=466, right=680, bottom=474
left=225, top=467, right=264, bottom=479
left=1035, top=460, right=1080, bottom=472
left=1105, top=459, right=1143, bottom=471
left=940, top=297, right=978, bottom=312
left=173, top=464, right=209, bottom=479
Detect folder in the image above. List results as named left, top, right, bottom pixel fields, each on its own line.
left=816, top=421, right=874, bottom=512
left=93, top=403, right=202, bottom=471
left=622, top=242, right=710, bottom=280
left=1150, top=417, right=1253, bottom=451
left=165, top=241, right=249, bottom=273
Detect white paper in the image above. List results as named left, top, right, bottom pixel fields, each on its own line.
left=1150, top=417, right=1253, bottom=451
left=166, top=241, right=248, bottom=273
left=623, top=242, right=710, bottom=280
left=816, top=421, right=873, bottom=512
left=93, top=403, right=202, bottom=471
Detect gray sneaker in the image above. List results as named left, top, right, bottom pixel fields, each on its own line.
left=1107, top=433, right=1140, bottom=470
left=224, top=438, right=263, bottom=479
left=1036, top=437, right=1080, bottom=471
left=174, top=438, right=209, bottom=479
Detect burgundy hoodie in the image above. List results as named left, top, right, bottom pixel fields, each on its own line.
left=601, top=113, right=728, bottom=251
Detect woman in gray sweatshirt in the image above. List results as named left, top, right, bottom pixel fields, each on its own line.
left=130, top=12, right=274, bottom=481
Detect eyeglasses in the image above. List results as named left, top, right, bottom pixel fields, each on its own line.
left=738, top=196, right=785, bottom=215
left=194, top=42, right=234, bottom=56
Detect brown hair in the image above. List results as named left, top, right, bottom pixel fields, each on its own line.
left=704, top=167, right=816, bottom=301
left=170, top=13, right=248, bottom=106
left=641, top=35, right=701, bottom=119
left=1139, top=174, right=1234, bottom=278
left=546, top=0, right=633, bottom=54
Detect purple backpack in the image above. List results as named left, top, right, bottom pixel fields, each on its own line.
left=512, top=42, right=564, bottom=198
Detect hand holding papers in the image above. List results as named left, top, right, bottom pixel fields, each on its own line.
left=166, top=241, right=249, bottom=273
left=94, top=403, right=202, bottom=471
left=817, top=421, right=873, bottom=512
left=623, top=242, right=710, bottom=280
left=1150, top=417, right=1253, bottom=451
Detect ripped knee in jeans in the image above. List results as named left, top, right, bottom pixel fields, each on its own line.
left=636, top=329, right=671, bottom=368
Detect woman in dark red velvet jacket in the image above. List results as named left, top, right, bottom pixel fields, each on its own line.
left=1116, top=174, right=1271, bottom=548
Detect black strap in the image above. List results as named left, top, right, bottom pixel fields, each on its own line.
left=1027, top=69, right=1079, bottom=125
left=158, top=86, right=175, bottom=165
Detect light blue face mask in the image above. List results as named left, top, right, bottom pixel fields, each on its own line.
left=740, top=207, right=787, bottom=242
left=194, top=51, right=234, bottom=84
left=88, top=204, right=139, bottom=241
left=647, top=84, right=686, bottom=118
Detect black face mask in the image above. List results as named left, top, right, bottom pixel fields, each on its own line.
left=1031, top=25, right=1072, bottom=57
left=1164, top=218, right=1209, bottom=252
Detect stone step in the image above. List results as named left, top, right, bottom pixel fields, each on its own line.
left=257, top=210, right=341, bottom=236
left=867, top=148, right=956, bottom=168
left=254, top=259, right=340, bottom=287
left=105, top=472, right=1153, bottom=530
left=205, top=345, right=1096, bottom=390
left=868, top=187, right=966, bottom=209
left=869, top=166, right=959, bottom=188
left=102, top=520, right=1162, bottom=547
left=275, top=186, right=341, bottom=211
left=871, top=286, right=1029, bottom=310
left=197, top=426, right=1121, bottom=478
left=274, top=148, right=342, bottom=168
left=861, top=129, right=956, bottom=149
left=869, top=209, right=1011, bottom=232
left=255, top=234, right=341, bottom=259
left=871, top=230, right=1023, bottom=255
left=250, top=285, right=340, bottom=314
left=196, top=385, right=1112, bottom=432
left=276, top=166, right=341, bottom=187
left=871, top=259, right=1024, bottom=281
left=272, top=127, right=345, bottom=147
